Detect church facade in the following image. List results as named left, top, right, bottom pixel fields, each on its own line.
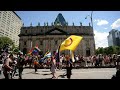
left=19, top=13, right=95, bottom=56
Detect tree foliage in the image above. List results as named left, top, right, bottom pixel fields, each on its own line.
left=0, top=37, right=14, bottom=50
left=95, top=46, right=120, bottom=55
left=12, top=47, right=19, bottom=54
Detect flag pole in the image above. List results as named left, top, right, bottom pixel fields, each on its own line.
left=57, top=45, right=60, bottom=63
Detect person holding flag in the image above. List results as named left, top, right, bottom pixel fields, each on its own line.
left=65, top=55, right=73, bottom=79
left=33, top=55, right=39, bottom=72
left=59, top=35, right=83, bottom=62
left=58, top=35, right=83, bottom=79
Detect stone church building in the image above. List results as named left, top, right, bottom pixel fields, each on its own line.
left=19, top=13, right=95, bottom=56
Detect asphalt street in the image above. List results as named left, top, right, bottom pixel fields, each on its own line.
left=0, top=68, right=116, bottom=79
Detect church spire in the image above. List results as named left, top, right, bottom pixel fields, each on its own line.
left=30, top=22, right=32, bottom=26
left=54, top=13, right=67, bottom=26
left=38, top=22, right=40, bottom=26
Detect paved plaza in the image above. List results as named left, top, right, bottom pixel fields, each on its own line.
left=0, top=68, right=117, bottom=79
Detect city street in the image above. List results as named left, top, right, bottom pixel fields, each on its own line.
left=0, top=68, right=116, bottom=79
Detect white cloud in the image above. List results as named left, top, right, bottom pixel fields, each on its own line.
left=94, top=19, right=98, bottom=22
left=111, top=18, right=120, bottom=29
left=104, top=28, right=108, bottom=29
left=94, top=30, right=109, bottom=49
left=94, top=19, right=109, bottom=26
left=97, top=20, right=109, bottom=26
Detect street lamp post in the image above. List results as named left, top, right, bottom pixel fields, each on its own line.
left=85, top=11, right=95, bottom=55
left=85, top=11, right=93, bottom=30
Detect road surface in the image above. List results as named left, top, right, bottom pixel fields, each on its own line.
left=0, top=68, right=116, bottom=79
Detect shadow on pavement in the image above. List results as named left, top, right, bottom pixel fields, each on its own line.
left=24, top=71, right=41, bottom=75
left=42, top=73, right=51, bottom=76
left=42, top=71, right=50, bottom=72
left=42, top=78, right=52, bottom=79
left=58, top=74, right=66, bottom=78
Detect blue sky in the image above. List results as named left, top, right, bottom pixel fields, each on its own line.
left=15, top=11, right=120, bottom=49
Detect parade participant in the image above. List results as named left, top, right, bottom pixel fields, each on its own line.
left=65, top=55, right=72, bottom=79
left=17, top=52, right=25, bottom=79
left=33, top=55, right=39, bottom=72
left=2, top=54, right=14, bottom=79
left=50, top=56, right=57, bottom=79
left=12, top=57, right=18, bottom=77
left=59, top=56, right=63, bottom=70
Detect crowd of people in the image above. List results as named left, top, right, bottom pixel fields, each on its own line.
left=73, top=54, right=120, bottom=68
left=0, top=51, right=74, bottom=79
left=0, top=49, right=120, bottom=79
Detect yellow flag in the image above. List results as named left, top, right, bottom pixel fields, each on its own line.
left=60, top=35, right=83, bottom=51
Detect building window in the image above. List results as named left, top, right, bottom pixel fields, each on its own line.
left=24, top=41, right=26, bottom=45
left=40, top=41, right=43, bottom=45
left=41, top=30, right=43, bottom=32
left=25, top=30, right=27, bottom=33
left=55, top=40, right=57, bottom=45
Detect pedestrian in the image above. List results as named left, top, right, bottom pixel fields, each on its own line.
left=50, top=56, right=57, bottom=79
left=33, top=56, right=39, bottom=72
left=17, top=52, right=25, bottom=79
left=2, top=54, right=14, bottom=79
left=59, top=56, right=63, bottom=70
left=111, top=69, right=120, bottom=80
left=65, top=55, right=72, bottom=79
left=12, top=57, right=18, bottom=77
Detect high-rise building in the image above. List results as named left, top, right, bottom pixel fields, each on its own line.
left=19, top=13, right=95, bottom=56
left=0, top=11, right=23, bottom=46
left=107, top=29, right=120, bottom=46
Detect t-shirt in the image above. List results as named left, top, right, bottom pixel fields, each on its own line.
left=17, top=57, right=25, bottom=67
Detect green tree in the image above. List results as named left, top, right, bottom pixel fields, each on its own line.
left=107, top=46, right=114, bottom=54
left=0, top=37, right=14, bottom=50
left=99, top=47, right=104, bottom=54
left=12, top=47, right=19, bottom=54
left=95, top=49, right=99, bottom=55
left=95, top=47, right=104, bottom=55
left=104, top=47, right=108, bottom=55
left=115, top=46, right=120, bottom=54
